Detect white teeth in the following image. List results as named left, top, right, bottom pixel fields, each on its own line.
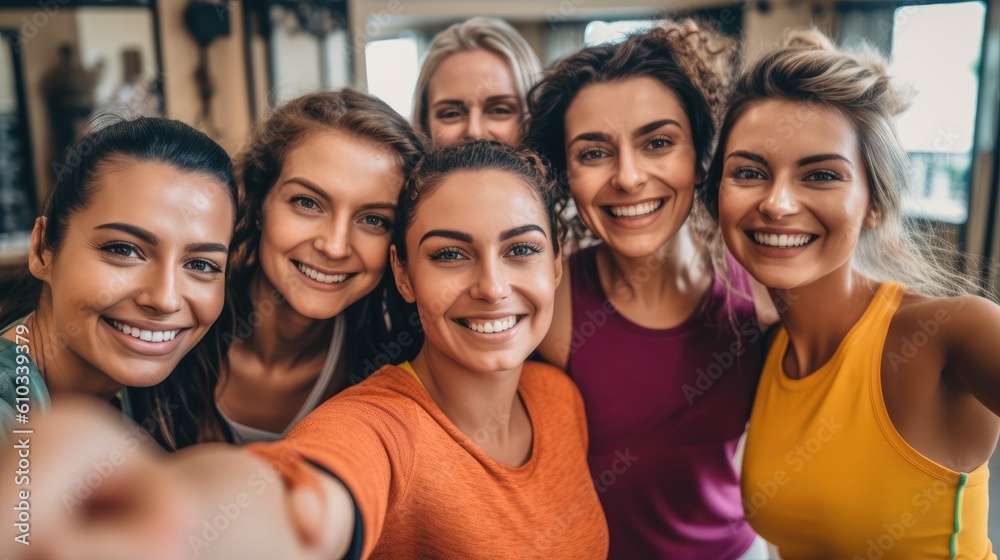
left=462, top=316, right=519, bottom=334
left=110, top=320, right=179, bottom=343
left=609, top=199, right=662, bottom=218
left=753, top=232, right=814, bottom=248
left=297, top=263, right=349, bottom=284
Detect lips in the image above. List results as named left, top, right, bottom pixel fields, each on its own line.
left=103, top=317, right=183, bottom=342
left=604, top=198, right=663, bottom=218
left=456, top=315, right=523, bottom=334
left=748, top=231, right=817, bottom=248
left=295, top=261, right=353, bottom=284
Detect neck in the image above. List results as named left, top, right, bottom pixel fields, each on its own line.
left=25, top=300, right=122, bottom=400
left=772, top=264, right=877, bottom=378
left=410, top=347, right=523, bottom=446
left=240, top=272, right=334, bottom=369
left=601, top=222, right=711, bottom=304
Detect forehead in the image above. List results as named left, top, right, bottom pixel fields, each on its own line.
left=564, top=76, right=691, bottom=137
left=727, top=99, right=860, bottom=164
left=280, top=130, right=403, bottom=202
left=78, top=160, right=234, bottom=235
left=428, top=49, right=519, bottom=101
left=409, top=170, right=546, bottom=239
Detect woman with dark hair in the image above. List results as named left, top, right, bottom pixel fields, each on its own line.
left=215, top=89, right=425, bottom=443
left=3, top=141, right=609, bottom=560
left=0, top=117, right=237, bottom=449
left=524, top=20, right=771, bottom=559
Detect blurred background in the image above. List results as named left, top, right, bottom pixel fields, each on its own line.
left=0, top=0, right=998, bottom=540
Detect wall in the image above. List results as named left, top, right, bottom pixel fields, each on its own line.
left=156, top=0, right=251, bottom=153
left=0, top=8, right=79, bottom=205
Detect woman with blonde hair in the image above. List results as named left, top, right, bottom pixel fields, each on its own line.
left=707, top=30, right=999, bottom=558
left=412, top=16, right=541, bottom=147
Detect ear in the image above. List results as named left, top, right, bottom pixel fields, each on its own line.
left=862, top=204, right=879, bottom=230
left=389, top=245, right=416, bottom=304
left=28, top=217, right=54, bottom=283
left=553, top=252, right=563, bottom=288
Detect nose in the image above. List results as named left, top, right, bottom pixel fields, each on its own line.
left=313, top=216, right=353, bottom=261
left=470, top=257, right=510, bottom=303
left=612, top=149, right=647, bottom=193
left=758, top=178, right=799, bottom=220
left=464, top=110, right=488, bottom=141
left=135, top=265, right=183, bottom=315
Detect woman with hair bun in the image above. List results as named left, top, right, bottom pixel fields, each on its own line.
left=2, top=141, right=609, bottom=560
left=525, top=20, right=771, bottom=560
left=412, top=17, right=541, bottom=147
left=708, top=30, right=999, bottom=558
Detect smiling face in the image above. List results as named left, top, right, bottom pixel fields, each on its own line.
left=392, top=170, right=561, bottom=373
left=36, top=161, right=233, bottom=389
left=257, top=130, right=403, bottom=320
left=563, top=76, right=700, bottom=258
left=426, top=49, right=522, bottom=147
left=718, top=99, right=877, bottom=290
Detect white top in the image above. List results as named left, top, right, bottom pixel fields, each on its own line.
left=220, top=314, right=346, bottom=444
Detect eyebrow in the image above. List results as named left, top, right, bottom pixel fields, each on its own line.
left=431, top=95, right=520, bottom=108
left=284, top=178, right=397, bottom=211
left=726, top=150, right=854, bottom=169
left=418, top=224, right=547, bottom=247
left=95, top=224, right=228, bottom=253
left=499, top=224, right=547, bottom=241
left=797, top=153, right=854, bottom=168
left=567, top=119, right=684, bottom=147
left=726, top=150, right=769, bottom=166
left=281, top=177, right=329, bottom=201
left=95, top=223, right=158, bottom=245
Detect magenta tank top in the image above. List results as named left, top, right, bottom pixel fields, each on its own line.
left=568, top=245, right=763, bottom=559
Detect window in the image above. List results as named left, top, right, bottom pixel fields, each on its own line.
left=365, top=36, right=420, bottom=120
left=583, top=19, right=656, bottom=47
left=892, top=1, right=987, bottom=223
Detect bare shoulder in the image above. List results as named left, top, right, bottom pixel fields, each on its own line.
left=892, top=292, right=1000, bottom=342
left=536, top=256, right=573, bottom=370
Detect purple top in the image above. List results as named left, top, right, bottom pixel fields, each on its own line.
left=568, top=245, right=762, bottom=560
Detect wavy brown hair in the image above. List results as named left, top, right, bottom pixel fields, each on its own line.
left=523, top=19, right=736, bottom=272
left=224, top=90, right=425, bottom=384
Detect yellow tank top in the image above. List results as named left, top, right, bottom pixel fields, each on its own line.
left=743, top=282, right=994, bottom=560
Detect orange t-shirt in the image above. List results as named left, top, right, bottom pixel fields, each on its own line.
left=248, top=361, right=609, bottom=559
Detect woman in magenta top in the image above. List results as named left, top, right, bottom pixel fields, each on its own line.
left=525, top=21, right=772, bottom=559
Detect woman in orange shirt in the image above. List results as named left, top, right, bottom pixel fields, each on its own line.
left=2, top=140, right=608, bottom=560
left=706, top=31, right=999, bottom=559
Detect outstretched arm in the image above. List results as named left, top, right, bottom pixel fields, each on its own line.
left=1, top=397, right=354, bottom=560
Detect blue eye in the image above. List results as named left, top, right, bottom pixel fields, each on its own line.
left=508, top=243, right=541, bottom=257
left=292, top=196, right=319, bottom=210
left=430, top=247, right=464, bottom=261
left=185, top=259, right=223, bottom=274
left=362, top=214, right=392, bottom=230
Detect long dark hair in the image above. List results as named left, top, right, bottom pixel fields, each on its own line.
left=0, top=117, right=238, bottom=450
left=226, top=89, right=426, bottom=380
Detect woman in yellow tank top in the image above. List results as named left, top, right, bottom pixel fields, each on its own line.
left=701, top=31, right=1000, bottom=559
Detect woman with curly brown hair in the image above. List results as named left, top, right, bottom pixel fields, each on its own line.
left=524, top=20, right=772, bottom=559
left=214, top=89, right=424, bottom=443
